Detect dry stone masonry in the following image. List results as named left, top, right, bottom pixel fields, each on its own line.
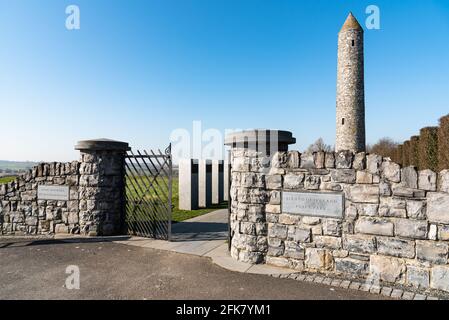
left=227, top=131, right=449, bottom=295
left=0, top=139, right=129, bottom=236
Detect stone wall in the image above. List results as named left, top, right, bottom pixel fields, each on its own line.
left=0, top=139, right=129, bottom=236
left=0, top=162, right=80, bottom=235
left=229, top=148, right=449, bottom=294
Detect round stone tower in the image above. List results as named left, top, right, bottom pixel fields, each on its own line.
left=336, top=13, right=366, bottom=153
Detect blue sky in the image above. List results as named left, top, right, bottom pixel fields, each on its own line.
left=1, top=0, right=448, bottom=161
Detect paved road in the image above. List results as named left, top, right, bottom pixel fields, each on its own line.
left=0, top=238, right=381, bottom=300
left=171, top=209, right=228, bottom=241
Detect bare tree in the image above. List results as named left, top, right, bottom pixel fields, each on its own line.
left=367, top=137, right=399, bottom=159
left=307, top=138, right=334, bottom=153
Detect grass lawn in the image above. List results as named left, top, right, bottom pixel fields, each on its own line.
left=126, top=175, right=227, bottom=223
left=0, top=176, right=16, bottom=185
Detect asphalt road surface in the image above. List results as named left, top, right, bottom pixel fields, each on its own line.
left=0, top=238, right=382, bottom=300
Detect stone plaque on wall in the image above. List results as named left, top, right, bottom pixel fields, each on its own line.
left=37, top=185, right=70, bottom=201
left=282, top=191, right=344, bottom=219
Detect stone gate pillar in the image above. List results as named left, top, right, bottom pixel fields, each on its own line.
left=75, top=139, right=130, bottom=236
left=224, top=130, right=296, bottom=264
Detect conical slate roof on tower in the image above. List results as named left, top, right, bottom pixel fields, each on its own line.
left=340, top=12, right=363, bottom=32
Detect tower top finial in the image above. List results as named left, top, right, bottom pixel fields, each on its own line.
left=340, top=12, right=363, bottom=33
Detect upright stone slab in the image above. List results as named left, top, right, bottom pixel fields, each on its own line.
left=198, top=160, right=212, bottom=208
left=178, top=159, right=199, bottom=210
left=212, top=160, right=224, bottom=204
left=223, top=159, right=230, bottom=202
left=75, top=139, right=129, bottom=236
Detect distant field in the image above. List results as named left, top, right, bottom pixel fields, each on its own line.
left=0, top=160, right=37, bottom=171
left=0, top=176, right=16, bottom=185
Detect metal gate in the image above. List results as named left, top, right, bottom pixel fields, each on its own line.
left=124, top=145, right=172, bottom=240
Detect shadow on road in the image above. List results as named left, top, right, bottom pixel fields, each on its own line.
left=0, top=236, right=132, bottom=249
left=171, top=222, right=228, bottom=242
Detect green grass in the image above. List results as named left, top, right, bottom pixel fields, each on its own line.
left=126, top=175, right=227, bottom=223
left=0, top=176, right=16, bottom=185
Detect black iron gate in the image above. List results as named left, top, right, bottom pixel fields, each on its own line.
left=125, top=145, right=172, bottom=240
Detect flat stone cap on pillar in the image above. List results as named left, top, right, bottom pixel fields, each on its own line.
left=75, top=138, right=131, bottom=152
left=224, top=129, right=296, bottom=152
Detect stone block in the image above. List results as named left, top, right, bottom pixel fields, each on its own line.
left=266, top=175, right=282, bottom=190
left=407, top=266, right=430, bottom=289
left=336, top=151, right=353, bottom=169
left=325, top=152, right=335, bottom=169
left=284, top=241, right=305, bottom=259
left=392, top=186, right=425, bottom=198
left=379, top=182, right=392, bottom=196
left=305, top=248, right=333, bottom=270
left=354, top=217, right=393, bottom=236
left=239, top=250, right=264, bottom=264
left=418, top=169, right=437, bottom=191
left=427, top=192, right=449, bottom=223
left=379, top=197, right=406, bottom=218
left=406, top=200, right=426, bottom=220
left=268, top=224, right=288, bottom=239
left=343, top=234, right=376, bottom=254
left=302, top=216, right=321, bottom=225
left=292, top=227, right=311, bottom=242
left=367, top=154, right=382, bottom=175
left=394, top=219, right=428, bottom=239
left=353, top=152, right=366, bottom=171
left=269, top=191, right=281, bottom=205
left=25, top=216, right=38, bottom=226
left=370, top=255, right=406, bottom=284
left=429, top=224, right=437, bottom=240
left=349, top=185, right=379, bottom=204
left=382, top=161, right=401, bottom=183
left=266, top=256, right=290, bottom=268
left=283, top=174, right=304, bottom=189
left=356, top=171, right=373, bottom=184
left=402, top=166, right=418, bottom=189
left=376, top=237, right=415, bottom=258
left=315, top=152, right=325, bottom=169
left=304, top=175, right=320, bottom=190
left=314, top=236, right=342, bottom=250
left=438, top=225, right=449, bottom=241
left=266, top=204, right=280, bottom=214
left=287, top=151, right=301, bottom=169
left=416, top=241, right=448, bottom=264
left=345, top=204, right=358, bottom=221
left=431, top=265, right=449, bottom=292
left=268, top=246, right=285, bottom=257
left=55, top=223, right=69, bottom=234
left=323, top=219, right=342, bottom=236
left=331, top=169, right=356, bottom=183
left=356, top=204, right=378, bottom=217
left=438, top=170, right=449, bottom=193
left=279, top=214, right=300, bottom=225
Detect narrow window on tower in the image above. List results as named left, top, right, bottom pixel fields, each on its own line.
left=342, top=118, right=345, bottom=125
left=352, top=40, right=355, bottom=47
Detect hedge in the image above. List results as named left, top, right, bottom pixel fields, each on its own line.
left=419, top=127, right=439, bottom=171
left=438, top=114, right=449, bottom=171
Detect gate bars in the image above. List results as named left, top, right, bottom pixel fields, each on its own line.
left=124, top=144, right=172, bottom=240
